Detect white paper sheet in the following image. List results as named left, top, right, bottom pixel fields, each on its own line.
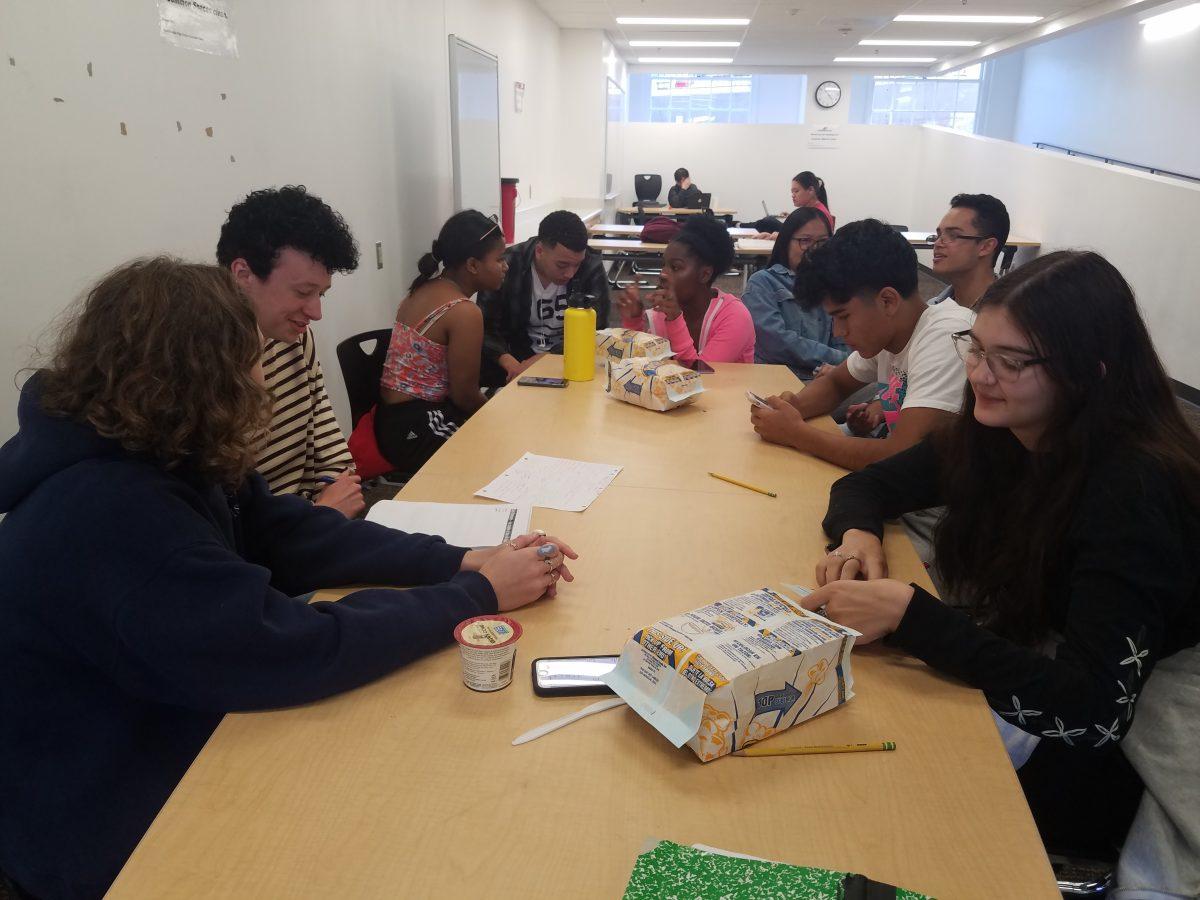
left=366, top=501, right=531, bottom=548
left=475, top=452, right=623, bottom=512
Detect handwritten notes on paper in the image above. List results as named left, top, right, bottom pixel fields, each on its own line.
left=475, top=453, right=623, bottom=512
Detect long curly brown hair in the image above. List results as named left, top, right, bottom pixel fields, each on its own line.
left=37, top=257, right=271, bottom=486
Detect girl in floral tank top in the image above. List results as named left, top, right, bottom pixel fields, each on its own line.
left=370, top=210, right=508, bottom=473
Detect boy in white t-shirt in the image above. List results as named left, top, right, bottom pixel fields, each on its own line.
left=751, top=218, right=974, bottom=471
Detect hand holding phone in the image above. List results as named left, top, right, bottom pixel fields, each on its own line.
left=746, top=390, right=771, bottom=408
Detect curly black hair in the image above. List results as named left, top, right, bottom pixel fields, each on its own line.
left=216, top=185, right=359, bottom=279
left=536, top=210, right=589, bottom=253
left=793, top=218, right=917, bottom=309
left=672, top=215, right=734, bottom=286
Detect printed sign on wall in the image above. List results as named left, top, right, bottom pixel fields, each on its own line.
left=158, top=0, right=238, bottom=57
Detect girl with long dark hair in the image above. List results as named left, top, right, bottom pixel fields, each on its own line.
left=741, top=207, right=845, bottom=378
left=792, top=171, right=833, bottom=228
left=803, top=250, right=1200, bottom=874
left=375, top=210, right=507, bottom=472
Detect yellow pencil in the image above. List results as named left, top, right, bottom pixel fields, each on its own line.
left=708, top=471, right=777, bottom=498
left=734, top=741, right=896, bottom=757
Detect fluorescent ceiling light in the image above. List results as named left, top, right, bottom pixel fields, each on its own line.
left=1140, top=3, right=1200, bottom=41
left=834, top=56, right=937, bottom=63
left=859, top=39, right=980, bottom=47
left=629, top=40, right=741, bottom=47
left=617, top=17, right=750, bottom=26
left=894, top=15, right=1043, bottom=24
left=638, top=57, right=735, bottom=63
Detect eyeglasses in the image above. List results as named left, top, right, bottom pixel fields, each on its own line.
left=926, top=230, right=989, bottom=245
left=951, top=330, right=1047, bottom=382
left=479, top=220, right=501, bottom=242
left=792, top=235, right=828, bottom=249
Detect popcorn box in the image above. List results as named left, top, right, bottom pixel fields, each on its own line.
left=606, top=357, right=705, bottom=412
left=595, top=328, right=672, bottom=366
left=603, top=588, right=858, bottom=762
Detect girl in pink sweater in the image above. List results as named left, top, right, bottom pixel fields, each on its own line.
left=614, top=216, right=755, bottom=364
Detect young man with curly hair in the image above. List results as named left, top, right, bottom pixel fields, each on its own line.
left=217, top=185, right=364, bottom=516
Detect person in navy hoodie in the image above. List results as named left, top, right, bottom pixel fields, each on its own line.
left=0, top=257, right=577, bottom=899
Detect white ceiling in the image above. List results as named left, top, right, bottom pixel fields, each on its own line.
left=532, top=0, right=1151, bottom=69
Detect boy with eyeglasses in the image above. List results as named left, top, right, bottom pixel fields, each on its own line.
left=929, top=193, right=1010, bottom=310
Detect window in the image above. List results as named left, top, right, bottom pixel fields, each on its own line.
left=628, top=73, right=806, bottom=125
left=864, top=64, right=982, bottom=132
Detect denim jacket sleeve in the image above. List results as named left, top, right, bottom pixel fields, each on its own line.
left=742, top=266, right=848, bottom=375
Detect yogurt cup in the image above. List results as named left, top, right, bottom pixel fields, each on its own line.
left=453, top=615, right=523, bottom=692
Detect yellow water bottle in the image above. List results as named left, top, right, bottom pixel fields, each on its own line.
left=562, top=292, right=597, bottom=382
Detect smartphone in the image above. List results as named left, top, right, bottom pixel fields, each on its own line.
left=517, top=376, right=568, bottom=388
left=532, top=655, right=618, bottom=697
left=746, top=390, right=771, bottom=408
left=681, top=359, right=716, bottom=375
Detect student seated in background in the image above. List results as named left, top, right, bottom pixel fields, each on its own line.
left=374, top=211, right=507, bottom=473
left=804, top=251, right=1200, bottom=883
left=0, top=258, right=577, bottom=900
left=746, top=171, right=835, bottom=236
left=615, top=215, right=754, bottom=364
left=930, top=192, right=1010, bottom=309
left=479, top=210, right=610, bottom=387
left=741, top=208, right=847, bottom=379
left=750, top=219, right=973, bottom=471
left=668, top=167, right=703, bottom=209
left=217, top=185, right=364, bottom=518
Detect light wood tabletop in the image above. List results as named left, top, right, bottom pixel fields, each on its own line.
left=109, top=356, right=1058, bottom=900
left=590, top=222, right=760, bottom=238
left=617, top=205, right=738, bottom=216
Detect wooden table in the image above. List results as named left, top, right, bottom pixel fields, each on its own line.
left=590, top=236, right=771, bottom=289
left=109, top=357, right=1058, bottom=899
left=617, top=205, right=738, bottom=225
left=590, top=222, right=760, bottom=239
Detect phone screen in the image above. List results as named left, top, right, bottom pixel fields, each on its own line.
left=533, top=656, right=618, bottom=694
left=518, top=376, right=568, bottom=388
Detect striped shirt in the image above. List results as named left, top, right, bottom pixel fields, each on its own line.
left=256, top=329, right=354, bottom=499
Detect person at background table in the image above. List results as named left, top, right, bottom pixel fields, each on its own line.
left=750, top=219, right=972, bottom=471
left=374, top=211, right=507, bottom=473
left=805, top=251, right=1200, bottom=884
left=741, top=208, right=847, bottom=379
left=791, top=170, right=834, bottom=228
left=930, top=192, right=1009, bottom=309
left=0, top=257, right=577, bottom=900
left=217, top=185, right=365, bottom=518
left=615, top=215, right=754, bottom=364
left=667, top=167, right=703, bottom=209
left=746, top=170, right=835, bottom=237
left=478, top=210, right=610, bottom=388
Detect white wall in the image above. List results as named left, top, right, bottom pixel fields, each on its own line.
left=1009, top=13, right=1200, bottom=178
left=914, top=126, right=1200, bottom=387
left=620, top=123, right=922, bottom=226
left=0, top=0, right=564, bottom=442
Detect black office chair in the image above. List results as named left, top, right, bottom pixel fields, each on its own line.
left=335, top=329, right=409, bottom=491
left=634, top=173, right=665, bottom=224
left=336, top=329, right=392, bottom=426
